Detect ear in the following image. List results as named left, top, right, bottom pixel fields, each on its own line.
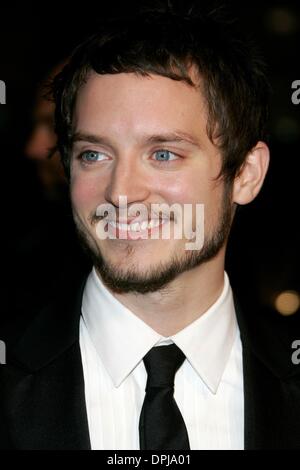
left=232, top=141, right=270, bottom=205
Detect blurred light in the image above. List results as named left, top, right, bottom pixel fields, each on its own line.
left=275, top=290, right=300, bottom=315
left=266, top=8, right=299, bottom=34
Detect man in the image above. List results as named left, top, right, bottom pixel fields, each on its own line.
left=1, top=3, right=300, bottom=450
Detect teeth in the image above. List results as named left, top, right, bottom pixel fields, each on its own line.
left=130, top=222, right=140, bottom=232
left=140, top=221, right=149, bottom=230
left=108, top=219, right=168, bottom=231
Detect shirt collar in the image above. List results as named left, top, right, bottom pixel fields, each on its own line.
left=82, top=267, right=237, bottom=393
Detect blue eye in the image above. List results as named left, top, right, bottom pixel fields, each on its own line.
left=81, top=150, right=105, bottom=162
left=153, top=150, right=177, bottom=162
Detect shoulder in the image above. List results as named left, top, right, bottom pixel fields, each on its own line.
left=1, top=269, right=89, bottom=371
left=234, top=291, right=300, bottom=379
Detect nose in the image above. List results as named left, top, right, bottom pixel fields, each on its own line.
left=104, top=157, right=150, bottom=208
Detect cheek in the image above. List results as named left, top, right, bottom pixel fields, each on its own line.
left=159, top=171, right=211, bottom=205
left=162, top=172, right=223, bottom=234
left=70, top=175, right=102, bottom=213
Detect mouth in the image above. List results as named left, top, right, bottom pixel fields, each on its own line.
left=104, top=217, right=170, bottom=240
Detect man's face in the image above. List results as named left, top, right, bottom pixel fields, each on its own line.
left=70, top=71, right=233, bottom=293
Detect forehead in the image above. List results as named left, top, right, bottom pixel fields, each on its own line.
left=74, top=71, right=208, bottom=139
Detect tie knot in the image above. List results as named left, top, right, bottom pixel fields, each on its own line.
left=143, top=344, right=186, bottom=389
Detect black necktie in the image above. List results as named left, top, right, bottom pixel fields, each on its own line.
left=139, top=343, right=190, bottom=450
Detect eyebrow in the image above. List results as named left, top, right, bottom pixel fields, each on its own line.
left=71, top=130, right=202, bottom=150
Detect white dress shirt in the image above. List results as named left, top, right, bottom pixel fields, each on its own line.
left=79, top=267, right=244, bottom=450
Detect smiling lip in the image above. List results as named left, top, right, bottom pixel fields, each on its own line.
left=105, top=218, right=170, bottom=240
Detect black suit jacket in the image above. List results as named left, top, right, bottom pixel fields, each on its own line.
left=1, top=274, right=300, bottom=450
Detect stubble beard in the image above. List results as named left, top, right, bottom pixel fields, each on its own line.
left=73, top=185, right=233, bottom=294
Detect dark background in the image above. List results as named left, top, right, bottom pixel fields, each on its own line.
left=0, top=0, right=299, bottom=326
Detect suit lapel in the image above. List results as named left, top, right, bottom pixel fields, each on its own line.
left=4, top=274, right=91, bottom=449
left=234, top=296, right=300, bottom=449
left=242, top=342, right=285, bottom=449
left=5, top=343, right=90, bottom=449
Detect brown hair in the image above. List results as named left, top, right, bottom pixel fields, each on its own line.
left=52, top=3, right=270, bottom=182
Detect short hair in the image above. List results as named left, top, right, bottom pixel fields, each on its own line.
left=52, top=2, right=270, bottom=182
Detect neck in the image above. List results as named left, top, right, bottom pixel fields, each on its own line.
left=106, top=249, right=226, bottom=336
